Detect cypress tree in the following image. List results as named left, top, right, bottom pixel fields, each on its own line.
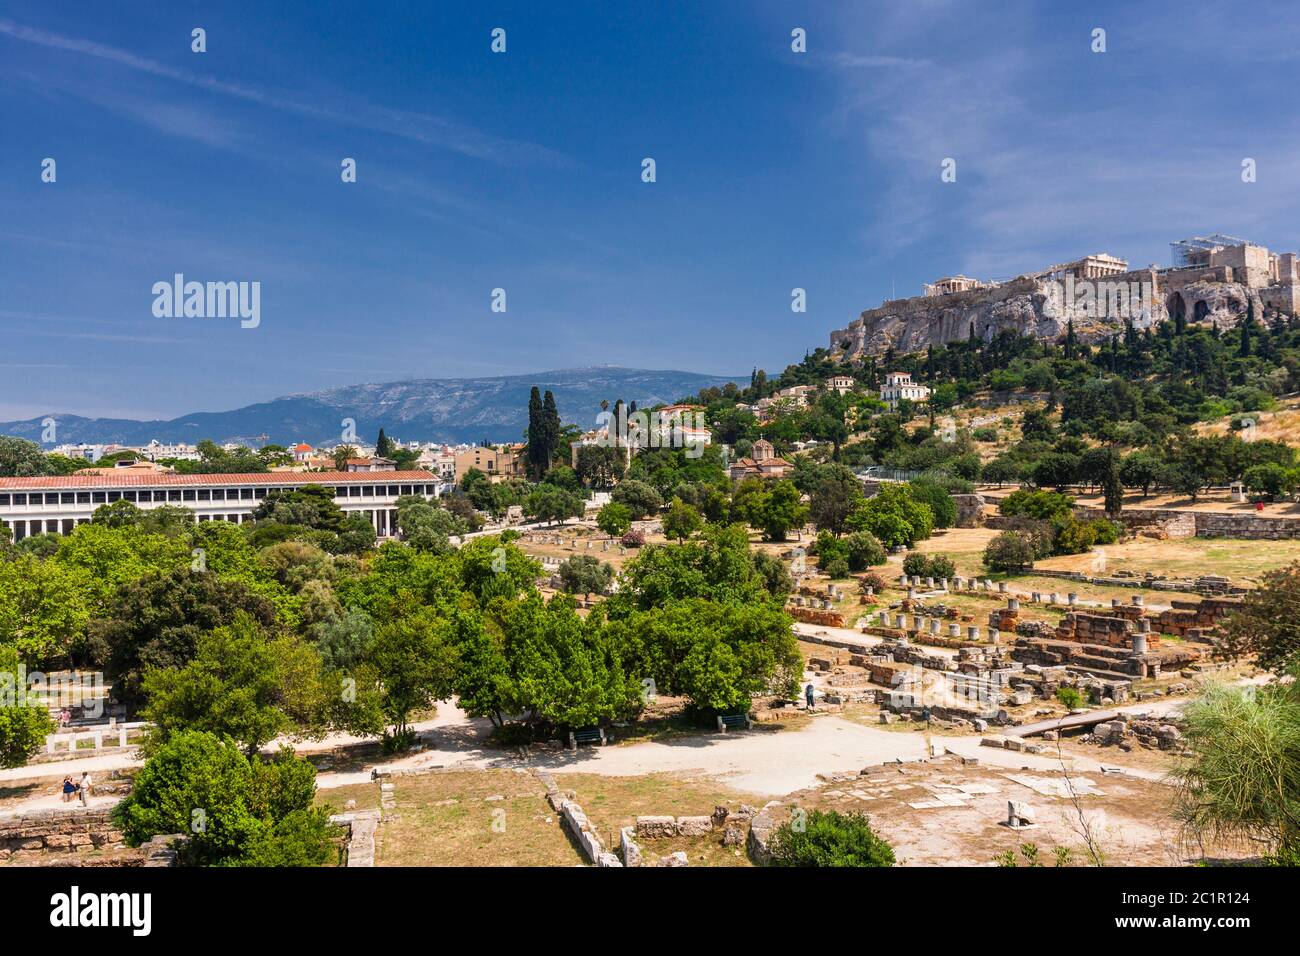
left=527, top=386, right=544, bottom=477
left=542, top=390, right=561, bottom=471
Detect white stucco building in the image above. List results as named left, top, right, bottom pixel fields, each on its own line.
left=880, top=371, right=930, bottom=410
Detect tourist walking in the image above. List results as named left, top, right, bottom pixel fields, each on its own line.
left=805, top=682, right=815, bottom=711
left=78, top=771, right=92, bottom=806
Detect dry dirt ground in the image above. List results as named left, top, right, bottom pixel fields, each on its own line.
left=902, top=525, right=1292, bottom=593
left=785, top=754, right=1222, bottom=867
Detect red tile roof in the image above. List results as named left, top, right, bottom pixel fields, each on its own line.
left=0, top=470, right=438, bottom=490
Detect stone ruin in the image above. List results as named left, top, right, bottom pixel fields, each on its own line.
left=1084, top=712, right=1187, bottom=753
left=0, top=807, right=180, bottom=866
left=1152, top=597, right=1241, bottom=642
left=620, top=805, right=761, bottom=866
left=990, top=595, right=1208, bottom=680
left=787, top=604, right=846, bottom=627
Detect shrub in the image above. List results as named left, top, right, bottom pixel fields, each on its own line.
left=983, top=532, right=1036, bottom=572
left=973, top=426, right=998, bottom=443
left=768, top=810, right=895, bottom=867
left=1052, top=516, right=1097, bottom=555
left=1056, top=686, right=1084, bottom=710
left=902, top=553, right=929, bottom=577
left=925, top=554, right=957, bottom=580
left=858, top=571, right=888, bottom=594
left=823, top=557, right=850, bottom=579
left=902, top=553, right=956, bottom=580
left=621, top=529, right=645, bottom=548
left=999, top=489, right=1074, bottom=522
left=1090, top=519, right=1120, bottom=545
left=844, top=531, right=886, bottom=571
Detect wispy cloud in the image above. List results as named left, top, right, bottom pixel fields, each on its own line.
left=0, top=17, right=571, bottom=168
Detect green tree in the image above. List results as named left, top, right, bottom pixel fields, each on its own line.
left=1119, top=451, right=1163, bottom=496
left=394, top=495, right=465, bottom=553
left=526, top=386, right=545, bottom=478
left=596, top=501, right=633, bottom=538
left=0, top=646, right=55, bottom=767
left=114, top=731, right=335, bottom=867
left=141, top=613, right=329, bottom=755
left=557, top=554, right=615, bottom=600
left=605, top=598, right=800, bottom=713
left=494, top=593, right=639, bottom=731
left=90, top=569, right=281, bottom=705
left=756, top=480, right=809, bottom=542
left=905, top=479, right=957, bottom=529
left=575, top=444, right=626, bottom=488
left=809, top=467, right=865, bottom=536
left=1219, top=563, right=1300, bottom=673
left=365, top=593, right=460, bottom=748
left=845, top=484, right=934, bottom=548
left=662, top=498, right=703, bottom=542
left=91, top=499, right=145, bottom=528
left=0, top=556, right=94, bottom=666
left=524, top=483, right=585, bottom=525
left=0, top=436, right=53, bottom=477
left=251, top=485, right=346, bottom=532
left=332, top=445, right=357, bottom=471
left=1244, top=463, right=1295, bottom=502
left=611, top=479, right=663, bottom=519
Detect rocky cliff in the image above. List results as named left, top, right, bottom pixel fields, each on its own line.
left=830, top=269, right=1268, bottom=359
left=830, top=277, right=1072, bottom=357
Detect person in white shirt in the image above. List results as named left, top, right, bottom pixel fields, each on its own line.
left=78, top=772, right=92, bottom=806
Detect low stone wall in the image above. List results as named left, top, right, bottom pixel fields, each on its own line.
left=1075, top=505, right=1300, bottom=541
left=329, top=809, right=380, bottom=867
left=1193, top=512, right=1300, bottom=540
left=560, top=800, right=621, bottom=867
left=0, top=806, right=124, bottom=860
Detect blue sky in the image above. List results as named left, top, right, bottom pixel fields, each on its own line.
left=2, top=0, right=1299, bottom=420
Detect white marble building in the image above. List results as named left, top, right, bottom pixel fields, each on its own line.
left=0, top=470, right=440, bottom=541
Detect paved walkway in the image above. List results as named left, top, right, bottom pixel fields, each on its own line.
left=8, top=674, right=1266, bottom=810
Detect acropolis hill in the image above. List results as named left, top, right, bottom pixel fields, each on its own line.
left=830, top=236, right=1300, bottom=359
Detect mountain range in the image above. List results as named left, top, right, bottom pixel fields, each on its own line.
left=0, top=367, right=745, bottom=448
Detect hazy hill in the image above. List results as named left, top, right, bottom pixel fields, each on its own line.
left=0, top=367, right=745, bottom=447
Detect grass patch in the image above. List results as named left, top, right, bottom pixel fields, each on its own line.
left=556, top=772, right=756, bottom=868
left=366, top=769, right=581, bottom=867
